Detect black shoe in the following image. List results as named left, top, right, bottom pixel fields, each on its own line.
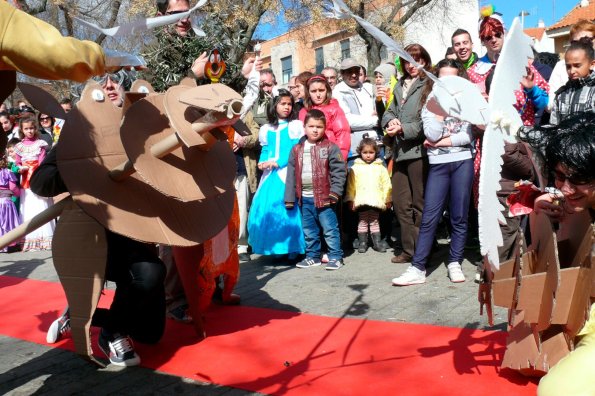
left=239, top=252, right=251, bottom=262
left=98, top=330, right=140, bottom=367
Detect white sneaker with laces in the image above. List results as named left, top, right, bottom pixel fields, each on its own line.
left=392, top=265, right=426, bottom=286
left=447, top=262, right=466, bottom=283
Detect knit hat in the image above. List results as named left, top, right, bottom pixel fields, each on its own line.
left=373, top=63, right=397, bottom=80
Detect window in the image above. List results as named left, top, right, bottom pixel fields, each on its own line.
left=281, top=56, right=292, bottom=84
left=340, top=39, right=350, bottom=60
left=315, top=47, right=324, bottom=74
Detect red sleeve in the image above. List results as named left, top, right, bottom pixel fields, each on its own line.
left=328, top=106, right=351, bottom=160
left=298, top=108, right=306, bottom=122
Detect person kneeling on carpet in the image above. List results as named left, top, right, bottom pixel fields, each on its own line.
left=520, top=112, right=595, bottom=396
left=35, top=72, right=166, bottom=367
left=285, top=109, right=346, bottom=270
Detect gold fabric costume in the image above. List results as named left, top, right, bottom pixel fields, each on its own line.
left=0, top=1, right=105, bottom=82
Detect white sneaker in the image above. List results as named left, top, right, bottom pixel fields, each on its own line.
left=447, top=262, right=466, bottom=283
left=392, top=265, right=426, bottom=286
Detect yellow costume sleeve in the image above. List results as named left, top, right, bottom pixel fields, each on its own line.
left=537, top=304, right=595, bottom=396
left=0, top=2, right=105, bottom=82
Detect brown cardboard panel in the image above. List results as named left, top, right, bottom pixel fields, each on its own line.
left=0, top=70, right=16, bottom=104
left=18, top=82, right=67, bottom=119
left=502, top=314, right=539, bottom=372
left=122, top=92, right=147, bottom=115
left=534, top=331, right=571, bottom=373
left=52, top=200, right=107, bottom=359
left=164, top=84, right=243, bottom=148
left=563, top=267, right=592, bottom=338
left=179, top=77, right=197, bottom=87
left=130, top=79, right=155, bottom=94
left=120, top=94, right=235, bottom=202
left=551, top=267, right=580, bottom=325
left=164, top=85, right=208, bottom=148
left=520, top=251, right=537, bottom=276
left=516, top=273, right=547, bottom=324
left=493, top=277, right=516, bottom=308
left=57, top=81, right=234, bottom=246
left=494, top=257, right=516, bottom=280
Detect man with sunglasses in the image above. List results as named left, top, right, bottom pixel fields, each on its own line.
left=518, top=112, right=595, bottom=396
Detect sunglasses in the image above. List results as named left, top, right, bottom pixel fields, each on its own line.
left=165, top=9, right=189, bottom=15
left=482, top=32, right=503, bottom=41
left=92, top=73, right=124, bottom=87
left=553, top=170, right=592, bottom=186
left=40, top=117, right=51, bottom=121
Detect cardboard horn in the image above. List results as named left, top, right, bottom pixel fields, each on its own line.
left=164, top=84, right=243, bottom=148
left=109, top=92, right=242, bottom=183
left=18, top=82, right=67, bottom=120
left=57, top=81, right=235, bottom=246
left=117, top=94, right=236, bottom=201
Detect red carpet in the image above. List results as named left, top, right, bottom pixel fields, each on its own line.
left=0, top=275, right=538, bottom=395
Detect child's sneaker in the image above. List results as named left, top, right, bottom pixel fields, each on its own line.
left=325, top=259, right=343, bottom=271
left=447, top=262, right=466, bottom=283
left=46, top=307, right=70, bottom=344
left=98, top=330, right=141, bottom=367
left=392, top=265, right=426, bottom=286
left=296, top=257, right=322, bottom=268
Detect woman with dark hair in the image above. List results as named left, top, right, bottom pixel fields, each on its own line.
left=392, top=59, right=474, bottom=285
left=298, top=75, right=350, bottom=160
left=381, top=43, right=432, bottom=264
left=518, top=112, right=595, bottom=396
left=248, top=89, right=305, bottom=256
left=37, top=113, right=54, bottom=148
left=294, top=71, right=313, bottom=114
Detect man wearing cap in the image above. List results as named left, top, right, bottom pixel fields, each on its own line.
left=332, top=58, right=378, bottom=162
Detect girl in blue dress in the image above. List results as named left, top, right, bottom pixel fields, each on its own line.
left=248, top=89, right=305, bottom=255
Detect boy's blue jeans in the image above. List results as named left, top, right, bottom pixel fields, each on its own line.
left=301, top=196, right=343, bottom=261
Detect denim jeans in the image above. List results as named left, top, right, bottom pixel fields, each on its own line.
left=301, top=196, right=342, bottom=260
left=411, top=159, right=473, bottom=271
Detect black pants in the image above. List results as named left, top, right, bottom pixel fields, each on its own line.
left=91, top=231, right=166, bottom=344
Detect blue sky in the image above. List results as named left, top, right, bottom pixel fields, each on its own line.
left=254, top=0, right=579, bottom=40
left=489, top=0, right=577, bottom=29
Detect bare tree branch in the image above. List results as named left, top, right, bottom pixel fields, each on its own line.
left=95, top=0, right=122, bottom=45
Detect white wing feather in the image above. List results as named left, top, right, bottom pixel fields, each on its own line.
left=75, top=0, right=207, bottom=38
left=478, top=18, right=534, bottom=271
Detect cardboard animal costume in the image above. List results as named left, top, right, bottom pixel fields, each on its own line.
left=2, top=79, right=242, bottom=363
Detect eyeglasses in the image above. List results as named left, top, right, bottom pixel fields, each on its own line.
left=92, top=73, right=124, bottom=87
left=343, top=67, right=360, bottom=75
left=165, top=9, right=189, bottom=15
left=482, top=32, right=503, bottom=41
left=553, top=170, right=592, bottom=186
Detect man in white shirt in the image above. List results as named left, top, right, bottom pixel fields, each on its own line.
left=332, top=58, right=378, bottom=162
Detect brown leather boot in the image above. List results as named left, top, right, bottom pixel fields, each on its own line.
left=391, top=253, right=412, bottom=264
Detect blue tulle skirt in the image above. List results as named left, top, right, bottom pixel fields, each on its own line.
left=248, top=168, right=305, bottom=255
